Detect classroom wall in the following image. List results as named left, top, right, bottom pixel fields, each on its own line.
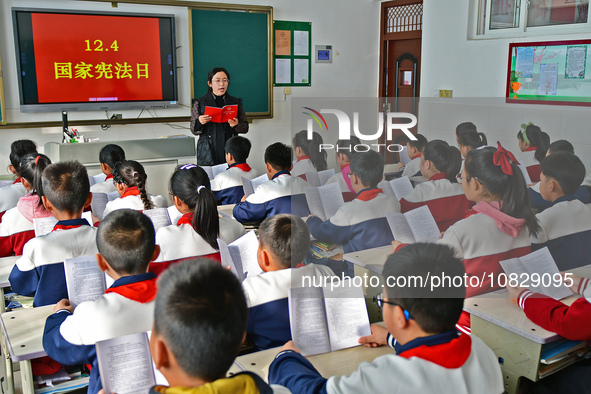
left=0, top=0, right=380, bottom=176
left=419, top=0, right=591, bottom=171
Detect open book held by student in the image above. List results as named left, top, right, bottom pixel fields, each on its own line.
left=142, top=208, right=173, bottom=233
left=304, top=182, right=345, bottom=222
left=217, top=230, right=262, bottom=281
left=63, top=255, right=114, bottom=307
left=204, top=105, right=238, bottom=123
left=305, top=169, right=336, bottom=188
left=91, top=191, right=121, bottom=220
left=241, top=173, right=270, bottom=198
left=386, top=206, right=440, bottom=244
left=288, top=279, right=371, bottom=356
left=200, top=163, right=228, bottom=180
left=33, top=211, right=94, bottom=237
left=379, top=176, right=414, bottom=201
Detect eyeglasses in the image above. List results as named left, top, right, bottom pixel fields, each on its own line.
left=458, top=173, right=481, bottom=184
left=374, top=294, right=413, bottom=321
left=212, top=79, right=229, bottom=84
left=347, top=172, right=356, bottom=179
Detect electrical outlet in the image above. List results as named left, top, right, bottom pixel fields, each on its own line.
left=438, top=90, right=452, bottom=98
left=284, top=87, right=292, bottom=95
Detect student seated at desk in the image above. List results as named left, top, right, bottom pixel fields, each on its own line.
left=10, top=161, right=99, bottom=307
left=149, top=259, right=290, bottom=394
left=102, top=160, right=167, bottom=218
left=233, top=142, right=310, bottom=223
left=307, top=150, right=400, bottom=254
left=324, top=136, right=360, bottom=201
left=211, top=136, right=259, bottom=205
left=242, top=214, right=335, bottom=350
left=43, top=209, right=159, bottom=394
left=291, top=129, right=328, bottom=178
left=398, top=134, right=427, bottom=178
left=0, top=154, right=52, bottom=257
left=90, top=144, right=126, bottom=194
left=0, top=140, right=38, bottom=221
left=516, top=123, right=549, bottom=183
left=268, top=243, right=504, bottom=394
left=153, top=165, right=244, bottom=270
left=531, top=152, right=591, bottom=270
left=456, top=128, right=487, bottom=179
left=400, top=140, right=473, bottom=232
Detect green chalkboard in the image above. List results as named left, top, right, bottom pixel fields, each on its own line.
left=191, top=7, right=272, bottom=118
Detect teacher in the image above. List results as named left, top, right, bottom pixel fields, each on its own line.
left=190, top=67, right=249, bottom=166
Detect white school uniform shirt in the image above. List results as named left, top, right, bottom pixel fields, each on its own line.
left=401, top=156, right=421, bottom=178
left=210, top=165, right=260, bottom=191
left=0, top=181, right=27, bottom=214
left=291, top=157, right=317, bottom=177
left=155, top=216, right=245, bottom=262
left=102, top=193, right=168, bottom=218
left=90, top=180, right=117, bottom=194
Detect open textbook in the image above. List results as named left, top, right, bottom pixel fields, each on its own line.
left=217, top=230, right=262, bottom=281
left=242, top=174, right=269, bottom=197
left=142, top=208, right=176, bottom=233
left=64, top=255, right=113, bottom=307
left=378, top=176, right=414, bottom=201
left=304, top=182, right=344, bottom=221
left=97, top=332, right=167, bottom=394
left=500, top=247, right=572, bottom=300
left=33, top=211, right=94, bottom=237
left=200, top=163, right=228, bottom=180
left=91, top=191, right=121, bottom=219
left=386, top=206, right=440, bottom=244
left=289, top=280, right=371, bottom=356
left=305, top=169, right=336, bottom=188
left=88, top=173, right=107, bottom=187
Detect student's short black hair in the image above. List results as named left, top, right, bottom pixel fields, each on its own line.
left=455, top=122, right=477, bottom=136
left=350, top=150, right=384, bottom=188
left=548, top=140, right=574, bottom=155
left=407, top=134, right=428, bottom=152
left=19, top=153, right=51, bottom=207
left=42, top=161, right=89, bottom=214
left=382, top=243, right=465, bottom=334
left=541, top=152, right=586, bottom=195
left=99, top=144, right=126, bottom=169
left=97, top=209, right=155, bottom=275
left=335, top=136, right=362, bottom=161
left=259, top=214, right=310, bottom=268
left=10, top=140, right=37, bottom=175
left=224, top=136, right=251, bottom=163
left=154, top=259, right=247, bottom=382
left=264, top=142, right=292, bottom=172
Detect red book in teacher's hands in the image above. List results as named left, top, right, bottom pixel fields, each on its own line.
left=204, top=105, right=238, bottom=123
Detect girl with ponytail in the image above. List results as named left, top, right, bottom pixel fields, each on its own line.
left=399, top=140, right=474, bottom=232
left=457, top=130, right=488, bottom=159
left=516, top=123, right=550, bottom=182
left=291, top=129, right=328, bottom=178
left=1, top=139, right=38, bottom=219
left=0, top=153, right=52, bottom=256
left=103, top=160, right=167, bottom=218
left=153, top=164, right=245, bottom=270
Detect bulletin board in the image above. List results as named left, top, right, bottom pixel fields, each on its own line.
left=0, top=53, right=5, bottom=125
left=506, top=39, right=591, bottom=106
left=273, top=20, right=312, bottom=86
left=190, top=5, right=273, bottom=119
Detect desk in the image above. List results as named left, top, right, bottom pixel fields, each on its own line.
left=0, top=256, right=17, bottom=394
left=228, top=344, right=395, bottom=381
left=465, top=264, right=591, bottom=394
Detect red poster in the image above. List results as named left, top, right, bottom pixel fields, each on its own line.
left=31, top=13, right=163, bottom=103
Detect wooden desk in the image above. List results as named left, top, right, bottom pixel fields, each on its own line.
left=229, top=345, right=395, bottom=381
left=0, top=256, right=18, bottom=394
left=465, top=264, right=591, bottom=394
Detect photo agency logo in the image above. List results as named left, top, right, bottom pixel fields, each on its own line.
left=302, top=106, right=418, bottom=153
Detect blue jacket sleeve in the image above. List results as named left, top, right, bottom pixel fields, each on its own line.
left=233, top=200, right=268, bottom=224
left=213, top=186, right=243, bottom=206
left=9, top=265, right=38, bottom=297
left=268, top=351, right=328, bottom=394
left=307, top=216, right=353, bottom=246
left=43, top=311, right=96, bottom=365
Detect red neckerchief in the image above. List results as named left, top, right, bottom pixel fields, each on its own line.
left=13, top=178, right=22, bottom=185
left=105, top=174, right=114, bottom=180
left=410, top=153, right=422, bottom=160
left=104, top=277, right=157, bottom=303
left=398, top=334, right=472, bottom=368
left=524, top=146, right=537, bottom=152
left=122, top=186, right=140, bottom=198
left=356, top=188, right=383, bottom=201
left=177, top=212, right=193, bottom=226
left=296, top=155, right=310, bottom=162
left=340, top=163, right=350, bottom=170
left=52, top=219, right=90, bottom=232
left=464, top=208, right=479, bottom=219
left=229, top=163, right=252, bottom=172
left=428, top=173, right=446, bottom=181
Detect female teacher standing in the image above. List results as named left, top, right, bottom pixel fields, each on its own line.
left=190, top=67, right=249, bottom=165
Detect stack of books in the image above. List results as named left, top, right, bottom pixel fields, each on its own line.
left=311, top=240, right=343, bottom=259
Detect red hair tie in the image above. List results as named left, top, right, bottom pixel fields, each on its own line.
left=35, top=155, right=41, bottom=165
left=493, top=142, right=520, bottom=176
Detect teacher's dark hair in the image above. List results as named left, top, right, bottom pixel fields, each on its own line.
left=207, top=67, right=230, bottom=92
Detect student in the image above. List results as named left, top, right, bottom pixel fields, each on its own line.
left=268, top=243, right=504, bottom=394
left=233, top=142, right=310, bottom=223
left=0, top=140, right=38, bottom=221
left=102, top=160, right=167, bottom=217
left=455, top=121, right=477, bottom=144
left=324, top=136, right=361, bottom=199
left=291, top=129, right=328, bottom=178
left=90, top=144, right=126, bottom=194
left=399, top=134, right=427, bottom=178
left=530, top=152, right=591, bottom=270
left=307, top=150, right=400, bottom=253
left=457, top=129, right=487, bottom=159
left=43, top=209, right=159, bottom=394
left=242, top=214, right=335, bottom=350
left=10, top=161, right=98, bottom=307
left=210, top=136, right=259, bottom=205
left=516, top=123, right=550, bottom=183
left=0, top=153, right=52, bottom=257
left=154, top=165, right=245, bottom=269
left=149, top=259, right=290, bottom=393
left=400, top=140, right=473, bottom=232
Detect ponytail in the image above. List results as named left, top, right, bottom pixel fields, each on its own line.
left=465, top=145, right=540, bottom=236
left=19, top=153, right=51, bottom=206
left=518, top=124, right=550, bottom=163
left=10, top=140, right=37, bottom=175
left=170, top=165, right=219, bottom=250
left=457, top=130, right=487, bottom=150
left=112, top=160, right=153, bottom=210
left=293, top=130, right=328, bottom=171
left=423, top=140, right=462, bottom=183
